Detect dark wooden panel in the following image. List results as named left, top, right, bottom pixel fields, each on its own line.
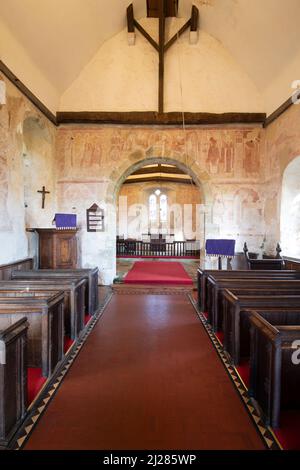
left=7, top=276, right=87, bottom=339
left=0, top=258, right=33, bottom=281
left=197, top=268, right=300, bottom=314
left=33, top=268, right=99, bottom=315
left=284, top=257, right=300, bottom=271
left=56, top=111, right=266, bottom=125
left=0, top=291, right=65, bottom=377
left=0, top=318, right=28, bottom=448
left=249, top=312, right=300, bottom=427
left=34, top=229, right=78, bottom=269
left=147, top=0, right=178, bottom=17
left=222, top=289, right=300, bottom=365
left=123, top=176, right=195, bottom=185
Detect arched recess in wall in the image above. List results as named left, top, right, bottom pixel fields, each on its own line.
left=280, top=156, right=300, bottom=258
left=113, top=156, right=209, bottom=242
left=22, top=116, right=55, bottom=228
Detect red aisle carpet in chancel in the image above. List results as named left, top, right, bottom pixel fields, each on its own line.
left=124, top=261, right=193, bottom=285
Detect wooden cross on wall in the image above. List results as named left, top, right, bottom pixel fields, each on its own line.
left=37, top=186, right=50, bottom=209
left=127, top=1, right=199, bottom=113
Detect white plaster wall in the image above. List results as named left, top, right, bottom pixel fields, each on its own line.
left=0, top=18, right=59, bottom=114
left=60, top=18, right=264, bottom=113
left=280, top=157, right=300, bottom=258
left=0, top=76, right=57, bottom=265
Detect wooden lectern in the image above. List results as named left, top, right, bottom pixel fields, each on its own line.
left=32, top=228, right=79, bottom=269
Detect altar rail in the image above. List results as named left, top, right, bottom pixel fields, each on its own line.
left=0, top=258, right=34, bottom=281
left=117, top=240, right=200, bottom=258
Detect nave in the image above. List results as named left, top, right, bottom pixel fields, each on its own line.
left=23, top=292, right=264, bottom=450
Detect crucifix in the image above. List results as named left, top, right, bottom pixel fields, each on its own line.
left=127, top=1, right=199, bottom=113
left=37, top=186, right=50, bottom=209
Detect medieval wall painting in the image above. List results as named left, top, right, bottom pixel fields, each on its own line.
left=0, top=154, right=9, bottom=230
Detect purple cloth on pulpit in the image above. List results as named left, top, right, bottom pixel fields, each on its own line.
left=54, top=213, right=77, bottom=229
left=205, top=239, right=235, bottom=257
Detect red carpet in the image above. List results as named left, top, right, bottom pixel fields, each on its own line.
left=28, top=368, right=46, bottom=404
left=64, top=337, right=75, bottom=353
left=124, top=261, right=193, bottom=285
left=24, top=294, right=264, bottom=450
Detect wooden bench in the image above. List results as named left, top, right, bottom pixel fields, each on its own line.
left=243, top=242, right=285, bottom=270
left=222, top=291, right=300, bottom=365
left=0, top=290, right=65, bottom=377
left=0, top=258, right=34, bottom=281
left=197, top=269, right=300, bottom=313
left=244, top=306, right=300, bottom=359
left=1, top=278, right=87, bottom=340
left=249, top=311, right=300, bottom=428
left=206, top=277, right=300, bottom=331
left=15, top=268, right=99, bottom=315
left=0, top=318, right=28, bottom=448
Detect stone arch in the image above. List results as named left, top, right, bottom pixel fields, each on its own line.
left=280, top=155, right=300, bottom=258
left=107, top=155, right=213, bottom=206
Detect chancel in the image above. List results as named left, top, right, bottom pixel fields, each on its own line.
left=1, top=0, right=300, bottom=456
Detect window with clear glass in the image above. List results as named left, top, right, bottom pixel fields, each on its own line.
left=160, top=194, right=168, bottom=222
left=149, top=194, right=157, bottom=222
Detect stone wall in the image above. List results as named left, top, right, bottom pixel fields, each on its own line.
left=56, top=124, right=273, bottom=283
left=0, top=75, right=56, bottom=265
left=265, top=102, right=300, bottom=257
left=2, top=73, right=300, bottom=283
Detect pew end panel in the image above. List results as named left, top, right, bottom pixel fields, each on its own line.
left=0, top=318, right=28, bottom=448
left=249, top=312, right=300, bottom=428
left=0, top=291, right=65, bottom=377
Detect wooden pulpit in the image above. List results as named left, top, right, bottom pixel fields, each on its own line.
left=32, top=228, right=79, bottom=269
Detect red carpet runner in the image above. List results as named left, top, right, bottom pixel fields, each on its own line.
left=24, top=294, right=264, bottom=450
left=124, top=261, right=193, bottom=285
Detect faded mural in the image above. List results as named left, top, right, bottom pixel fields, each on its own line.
left=2, top=72, right=300, bottom=282
left=56, top=125, right=269, bottom=267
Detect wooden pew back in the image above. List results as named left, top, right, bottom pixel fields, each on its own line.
left=249, top=311, right=300, bottom=427
left=197, top=269, right=300, bottom=312
left=32, top=269, right=99, bottom=315
left=0, top=318, right=28, bottom=448
left=207, top=277, right=300, bottom=331
left=12, top=269, right=99, bottom=315
left=0, top=279, right=86, bottom=340
left=0, top=258, right=33, bottom=281
left=222, top=290, right=300, bottom=365
left=0, top=291, right=65, bottom=376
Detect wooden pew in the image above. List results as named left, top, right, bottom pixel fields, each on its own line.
left=13, top=268, right=99, bottom=315
left=0, top=278, right=87, bottom=340
left=222, top=291, right=300, bottom=365
left=0, top=258, right=34, bottom=281
left=0, top=318, right=28, bottom=448
left=197, top=269, right=300, bottom=313
left=243, top=242, right=285, bottom=270
left=0, top=290, right=65, bottom=377
left=243, top=307, right=300, bottom=360
left=249, top=311, right=300, bottom=428
left=206, top=277, right=300, bottom=331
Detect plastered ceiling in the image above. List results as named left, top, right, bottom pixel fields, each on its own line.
left=1, top=0, right=300, bottom=114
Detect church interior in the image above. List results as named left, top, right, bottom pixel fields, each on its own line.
left=1, top=0, right=300, bottom=454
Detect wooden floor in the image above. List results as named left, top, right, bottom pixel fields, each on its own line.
left=24, top=293, right=265, bottom=450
